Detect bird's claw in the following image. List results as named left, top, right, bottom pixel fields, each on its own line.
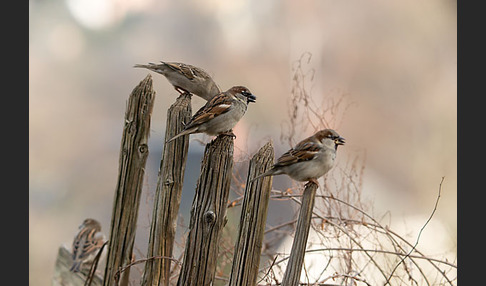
left=305, top=179, right=319, bottom=188
left=175, top=86, right=190, bottom=96
left=219, top=130, right=236, bottom=139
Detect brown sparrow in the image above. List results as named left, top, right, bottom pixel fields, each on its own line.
left=70, top=218, right=106, bottom=273
left=252, top=129, right=345, bottom=185
left=134, top=61, right=222, bottom=101
left=166, top=86, right=256, bottom=143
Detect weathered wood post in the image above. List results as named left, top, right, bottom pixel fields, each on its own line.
left=52, top=245, right=103, bottom=286
left=102, top=75, right=155, bottom=286
left=228, top=141, right=274, bottom=286
left=176, top=135, right=234, bottom=286
left=141, top=92, right=192, bottom=286
left=281, top=182, right=318, bottom=286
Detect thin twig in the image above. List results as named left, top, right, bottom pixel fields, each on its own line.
left=257, top=255, right=279, bottom=284
left=266, top=188, right=454, bottom=284
left=113, top=256, right=181, bottom=286
left=85, top=240, right=109, bottom=286
left=384, top=176, right=445, bottom=285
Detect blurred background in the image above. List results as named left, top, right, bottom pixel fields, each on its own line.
left=29, top=0, right=456, bottom=284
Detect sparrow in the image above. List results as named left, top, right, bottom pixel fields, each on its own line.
left=252, top=129, right=345, bottom=186
left=134, top=61, right=222, bottom=101
left=166, top=86, right=256, bottom=143
left=70, top=218, right=106, bottom=273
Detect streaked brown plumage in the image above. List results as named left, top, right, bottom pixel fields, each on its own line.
left=70, top=218, right=105, bottom=273
left=134, top=61, right=221, bottom=100
left=166, top=86, right=256, bottom=143
left=252, top=129, right=345, bottom=185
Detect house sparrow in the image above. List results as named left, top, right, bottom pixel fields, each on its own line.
left=166, top=86, right=256, bottom=143
left=134, top=61, right=222, bottom=101
left=252, top=129, right=345, bottom=186
left=70, top=218, right=106, bottom=273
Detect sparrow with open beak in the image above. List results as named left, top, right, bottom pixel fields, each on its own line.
left=166, top=86, right=256, bottom=143
left=70, top=218, right=106, bottom=273
left=134, top=61, right=222, bottom=101
left=252, top=129, right=345, bottom=186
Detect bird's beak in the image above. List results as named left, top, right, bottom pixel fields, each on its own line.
left=247, top=94, right=257, bottom=103
left=335, top=137, right=345, bottom=145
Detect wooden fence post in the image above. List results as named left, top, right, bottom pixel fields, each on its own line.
left=281, top=182, right=318, bottom=286
left=228, top=141, right=274, bottom=286
left=176, top=135, right=234, bottom=286
left=102, top=75, right=155, bottom=286
left=141, top=92, right=192, bottom=286
left=52, top=245, right=103, bottom=286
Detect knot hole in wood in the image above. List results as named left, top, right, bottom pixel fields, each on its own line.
left=138, top=144, right=148, bottom=154
left=203, top=210, right=216, bottom=226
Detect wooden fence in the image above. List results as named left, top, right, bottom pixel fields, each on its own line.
left=51, top=75, right=343, bottom=286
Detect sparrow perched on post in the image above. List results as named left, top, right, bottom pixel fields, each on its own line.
left=252, top=129, right=345, bottom=186
left=134, top=61, right=222, bottom=101
left=70, top=218, right=106, bottom=273
left=166, top=86, right=256, bottom=143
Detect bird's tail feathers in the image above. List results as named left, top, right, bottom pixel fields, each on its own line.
left=70, top=261, right=81, bottom=273
left=250, top=168, right=280, bottom=182
left=166, top=127, right=197, bottom=143
left=133, top=63, right=150, bottom=69
left=133, top=63, right=161, bottom=72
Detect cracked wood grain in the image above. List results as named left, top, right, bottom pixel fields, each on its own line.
left=176, top=135, right=234, bottom=286
left=103, top=75, right=155, bottom=286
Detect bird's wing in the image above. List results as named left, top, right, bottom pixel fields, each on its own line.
left=164, top=62, right=197, bottom=80
left=73, top=229, right=103, bottom=260
left=185, top=93, right=233, bottom=127
left=71, top=227, right=90, bottom=260
left=274, top=141, right=320, bottom=167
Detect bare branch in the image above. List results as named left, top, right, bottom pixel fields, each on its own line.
left=385, top=176, right=446, bottom=285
